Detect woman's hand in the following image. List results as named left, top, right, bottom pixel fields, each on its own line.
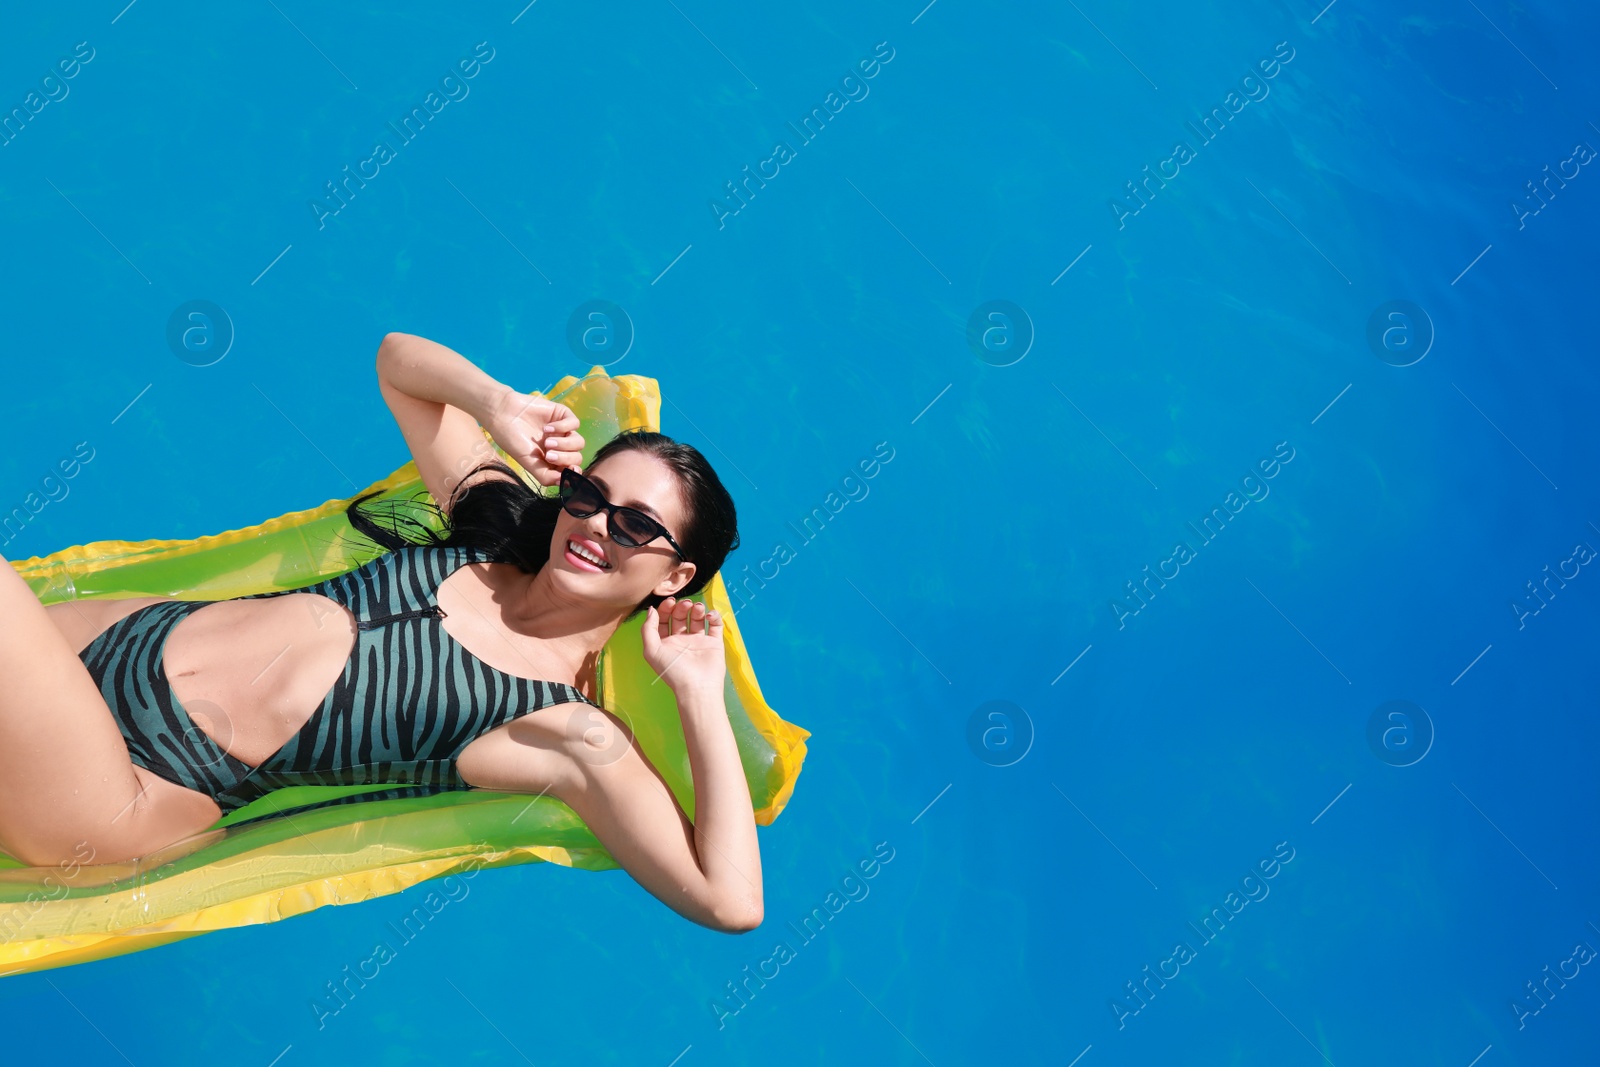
left=482, top=386, right=585, bottom=487
left=641, top=597, right=726, bottom=695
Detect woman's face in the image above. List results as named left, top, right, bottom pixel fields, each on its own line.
left=550, top=449, right=696, bottom=607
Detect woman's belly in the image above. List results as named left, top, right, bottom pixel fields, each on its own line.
left=55, top=592, right=359, bottom=767
left=163, top=594, right=360, bottom=766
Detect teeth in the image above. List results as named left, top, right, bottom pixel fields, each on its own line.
left=569, top=540, right=609, bottom=568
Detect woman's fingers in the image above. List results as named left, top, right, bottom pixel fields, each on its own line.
left=541, top=430, right=583, bottom=452
left=538, top=427, right=582, bottom=465
left=541, top=448, right=581, bottom=468
left=540, top=404, right=580, bottom=433
left=653, top=598, right=721, bottom=639
left=641, top=605, right=659, bottom=654
left=531, top=407, right=579, bottom=452
left=659, top=597, right=693, bottom=637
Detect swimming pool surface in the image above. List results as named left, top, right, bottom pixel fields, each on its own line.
left=2, top=1, right=1597, bottom=1063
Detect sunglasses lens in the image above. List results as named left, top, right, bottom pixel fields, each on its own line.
left=612, top=510, right=658, bottom=547
left=560, top=475, right=602, bottom=515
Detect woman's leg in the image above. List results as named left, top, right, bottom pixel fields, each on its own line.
left=0, top=557, right=218, bottom=866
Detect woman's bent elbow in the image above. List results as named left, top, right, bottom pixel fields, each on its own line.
left=376, top=331, right=409, bottom=364
left=711, top=896, right=763, bottom=934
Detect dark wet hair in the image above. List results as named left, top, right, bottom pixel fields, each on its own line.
left=346, top=430, right=739, bottom=615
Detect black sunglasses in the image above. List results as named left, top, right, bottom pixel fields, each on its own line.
left=558, top=468, right=686, bottom=560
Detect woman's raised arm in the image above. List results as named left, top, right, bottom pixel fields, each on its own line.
left=550, top=596, right=763, bottom=931
left=374, top=331, right=584, bottom=509
left=553, top=699, right=764, bottom=932
left=457, top=685, right=762, bottom=932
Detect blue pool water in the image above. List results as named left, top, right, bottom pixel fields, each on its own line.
left=2, top=1, right=1598, bottom=1063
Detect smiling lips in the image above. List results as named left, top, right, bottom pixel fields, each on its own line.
left=566, top=538, right=611, bottom=571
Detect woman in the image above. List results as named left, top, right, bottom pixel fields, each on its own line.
left=0, top=332, right=762, bottom=933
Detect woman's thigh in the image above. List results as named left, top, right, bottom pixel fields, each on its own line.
left=0, top=561, right=218, bottom=866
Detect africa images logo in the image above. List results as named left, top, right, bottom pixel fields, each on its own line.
left=709, top=42, right=896, bottom=230
left=1108, top=41, right=1296, bottom=230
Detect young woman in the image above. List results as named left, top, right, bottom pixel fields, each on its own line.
left=0, top=332, right=762, bottom=933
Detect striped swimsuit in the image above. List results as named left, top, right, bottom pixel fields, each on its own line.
left=76, top=544, right=599, bottom=813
